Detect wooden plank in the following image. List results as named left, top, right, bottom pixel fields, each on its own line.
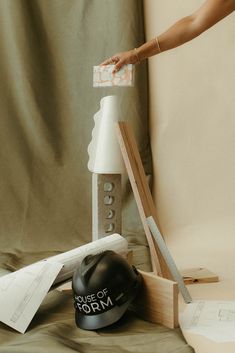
left=122, top=123, right=173, bottom=279
left=181, top=268, right=219, bottom=285
left=116, top=123, right=161, bottom=274
left=116, top=122, right=171, bottom=278
left=131, top=270, right=179, bottom=329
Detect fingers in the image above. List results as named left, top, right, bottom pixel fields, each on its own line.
left=111, top=55, right=126, bottom=73
left=100, top=56, right=119, bottom=66
left=99, top=50, right=135, bottom=73
left=100, top=58, right=113, bottom=66
left=113, top=61, right=124, bottom=73
left=99, top=58, right=111, bottom=66
left=99, top=55, right=124, bottom=73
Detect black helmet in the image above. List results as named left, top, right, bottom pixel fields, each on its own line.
left=72, top=250, right=142, bottom=330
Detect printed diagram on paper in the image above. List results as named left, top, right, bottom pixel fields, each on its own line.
left=218, top=308, right=235, bottom=322
left=0, top=261, right=63, bottom=333
left=180, top=300, right=235, bottom=342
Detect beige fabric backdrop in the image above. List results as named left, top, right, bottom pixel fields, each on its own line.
left=144, top=0, right=235, bottom=279
left=144, top=1, right=235, bottom=352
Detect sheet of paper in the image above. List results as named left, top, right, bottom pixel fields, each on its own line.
left=48, top=233, right=128, bottom=284
left=0, top=261, right=63, bottom=333
left=180, top=300, right=235, bottom=343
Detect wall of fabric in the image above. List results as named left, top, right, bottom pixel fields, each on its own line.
left=0, top=0, right=150, bottom=266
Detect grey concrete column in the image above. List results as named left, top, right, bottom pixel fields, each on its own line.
left=92, top=173, right=122, bottom=241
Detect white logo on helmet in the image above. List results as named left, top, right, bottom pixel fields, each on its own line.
left=75, top=288, right=114, bottom=314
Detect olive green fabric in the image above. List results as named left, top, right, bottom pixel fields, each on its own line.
left=0, top=291, right=194, bottom=353
left=0, top=0, right=152, bottom=256
left=0, top=1, right=193, bottom=352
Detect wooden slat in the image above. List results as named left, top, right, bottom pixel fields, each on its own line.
left=116, top=122, right=171, bottom=278
left=116, top=123, right=161, bottom=274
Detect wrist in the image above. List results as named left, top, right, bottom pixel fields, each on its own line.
left=155, top=36, right=161, bottom=54
left=134, top=37, right=161, bottom=63
left=133, top=48, right=141, bottom=64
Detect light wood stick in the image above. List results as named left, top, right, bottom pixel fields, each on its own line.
left=116, top=122, right=171, bottom=278
left=121, top=123, right=173, bottom=278
left=116, top=123, right=161, bottom=274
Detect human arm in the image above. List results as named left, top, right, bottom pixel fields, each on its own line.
left=101, top=0, right=235, bottom=71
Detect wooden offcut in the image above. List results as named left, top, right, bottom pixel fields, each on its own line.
left=131, top=270, right=179, bottom=329
left=181, top=267, right=219, bottom=285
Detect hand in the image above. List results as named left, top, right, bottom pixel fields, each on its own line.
left=100, top=49, right=139, bottom=73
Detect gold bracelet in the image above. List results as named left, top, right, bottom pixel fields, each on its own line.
left=134, top=48, right=141, bottom=64
left=155, top=37, right=161, bottom=53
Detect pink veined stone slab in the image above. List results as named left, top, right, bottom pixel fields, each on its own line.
left=93, top=64, right=134, bottom=87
